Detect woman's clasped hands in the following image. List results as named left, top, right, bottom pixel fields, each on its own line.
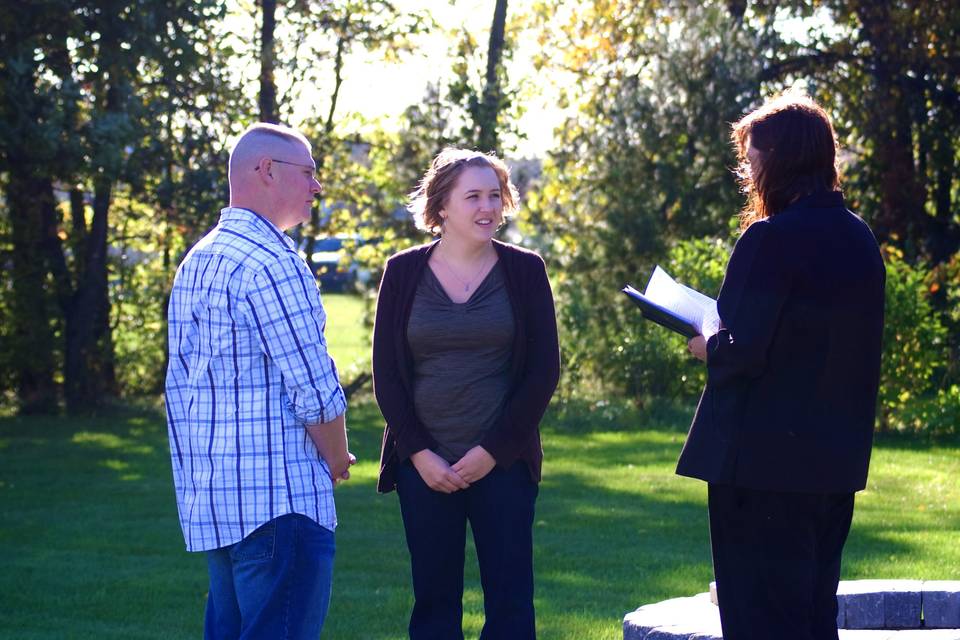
left=410, top=445, right=496, bottom=493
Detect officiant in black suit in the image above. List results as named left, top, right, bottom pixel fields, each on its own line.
left=678, top=93, right=886, bottom=640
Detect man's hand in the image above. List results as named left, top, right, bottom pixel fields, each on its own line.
left=410, top=449, right=470, bottom=494
left=331, top=452, right=357, bottom=484
left=451, top=446, right=496, bottom=484
left=306, top=413, right=353, bottom=484
left=687, top=335, right=707, bottom=362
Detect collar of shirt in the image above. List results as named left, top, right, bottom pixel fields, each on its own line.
left=218, top=207, right=296, bottom=251
left=787, top=190, right=845, bottom=212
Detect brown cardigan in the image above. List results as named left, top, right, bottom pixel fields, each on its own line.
left=372, top=239, right=561, bottom=493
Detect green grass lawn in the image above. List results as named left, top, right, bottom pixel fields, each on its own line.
left=2, top=402, right=959, bottom=639
left=1, top=294, right=958, bottom=639
left=320, top=292, right=370, bottom=372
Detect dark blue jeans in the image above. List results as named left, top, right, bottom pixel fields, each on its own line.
left=396, top=459, right=539, bottom=640
left=204, top=513, right=335, bottom=640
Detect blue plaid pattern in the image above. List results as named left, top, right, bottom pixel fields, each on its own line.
left=165, top=207, right=347, bottom=552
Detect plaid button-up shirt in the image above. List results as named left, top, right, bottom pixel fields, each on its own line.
left=165, top=207, right=346, bottom=552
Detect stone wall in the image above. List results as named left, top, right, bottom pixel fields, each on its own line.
left=624, top=580, right=960, bottom=640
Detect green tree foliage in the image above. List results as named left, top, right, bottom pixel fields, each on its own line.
left=525, top=0, right=958, bottom=432
left=445, top=0, right=516, bottom=154
left=321, top=63, right=522, bottom=296
left=0, top=0, right=232, bottom=410
left=751, top=0, right=960, bottom=265
left=879, top=246, right=958, bottom=433
left=751, top=1, right=960, bottom=419
left=0, top=1, right=76, bottom=411
left=448, top=35, right=525, bottom=155
left=319, top=84, right=461, bottom=299
left=527, top=0, right=768, bottom=397
left=290, top=1, right=432, bottom=274
left=2, top=0, right=956, bottom=433
left=557, top=236, right=732, bottom=405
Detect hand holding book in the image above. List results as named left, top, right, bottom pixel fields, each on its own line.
left=622, top=266, right=720, bottom=339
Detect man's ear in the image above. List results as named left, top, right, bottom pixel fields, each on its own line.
left=256, top=157, right=274, bottom=182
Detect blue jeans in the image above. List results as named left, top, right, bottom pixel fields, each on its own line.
left=396, top=460, right=539, bottom=640
left=204, top=513, right=335, bottom=640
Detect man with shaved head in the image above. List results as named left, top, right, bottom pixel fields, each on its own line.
left=165, top=123, right=353, bottom=639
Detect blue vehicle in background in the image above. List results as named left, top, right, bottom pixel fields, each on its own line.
left=302, top=234, right=370, bottom=292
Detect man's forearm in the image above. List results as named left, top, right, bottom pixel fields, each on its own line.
left=306, top=412, right=350, bottom=478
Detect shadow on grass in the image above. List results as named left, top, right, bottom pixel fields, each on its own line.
left=872, top=428, right=960, bottom=452
left=0, top=403, right=207, bottom=640
left=544, top=395, right=697, bottom=435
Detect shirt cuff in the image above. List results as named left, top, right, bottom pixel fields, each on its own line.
left=294, top=385, right=347, bottom=425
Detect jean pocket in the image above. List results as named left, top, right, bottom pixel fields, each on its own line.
left=231, top=519, right=277, bottom=562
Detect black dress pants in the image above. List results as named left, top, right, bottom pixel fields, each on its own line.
left=396, top=459, right=538, bottom=640
left=707, top=483, right=855, bottom=640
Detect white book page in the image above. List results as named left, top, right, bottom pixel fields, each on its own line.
left=644, top=266, right=704, bottom=325
left=644, top=266, right=719, bottom=337
left=679, top=283, right=720, bottom=338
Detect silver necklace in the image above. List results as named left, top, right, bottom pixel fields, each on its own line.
left=437, top=243, right=492, bottom=293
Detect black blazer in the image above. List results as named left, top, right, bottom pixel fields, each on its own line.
left=676, top=191, right=885, bottom=493
left=372, top=239, right=561, bottom=493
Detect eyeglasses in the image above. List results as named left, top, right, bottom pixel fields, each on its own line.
left=255, top=158, right=318, bottom=179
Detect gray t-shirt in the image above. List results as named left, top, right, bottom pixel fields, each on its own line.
left=407, top=262, right=515, bottom=463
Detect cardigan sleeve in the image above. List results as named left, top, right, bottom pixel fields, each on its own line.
left=706, top=220, right=791, bottom=387
left=371, top=255, right=438, bottom=461
left=481, top=253, right=560, bottom=465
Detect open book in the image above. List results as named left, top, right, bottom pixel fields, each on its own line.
left=621, top=266, right=720, bottom=339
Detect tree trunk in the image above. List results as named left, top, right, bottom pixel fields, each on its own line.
left=869, top=79, right=925, bottom=252
left=927, top=127, right=958, bottom=263
left=304, top=32, right=347, bottom=278
left=64, top=176, right=117, bottom=412
left=61, top=48, right=123, bottom=412
left=478, top=0, right=508, bottom=154
left=7, top=168, right=59, bottom=413
left=1, top=28, right=60, bottom=412
left=857, top=3, right=926, bottom=255
left=259, top=0, right=278, bottom=123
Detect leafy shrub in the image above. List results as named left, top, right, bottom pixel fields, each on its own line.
left=555, top=236, right=960, bottom=436
left=879, top=246, right=957, bottom=433
left=555, top=235, right=731, bottom=406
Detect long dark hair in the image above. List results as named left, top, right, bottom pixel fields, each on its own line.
left=732, top=93, right=840, bottom=230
